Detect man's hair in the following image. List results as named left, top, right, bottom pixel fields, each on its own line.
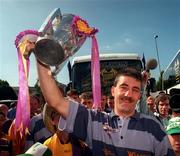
left=107, top=95, right=114, bottom=99
left=147, top=95, right=154, bottom=101
left=155, top=93, right=169, bottom=113
left=155, top=94, right=169, bottom=105
left=113, top=68, right=143, bottom=87
left=79, top=91, right=92, bottom=100
left=30, top=93, right=40, bottom=104
left=67, top=89, right=78, bottom=96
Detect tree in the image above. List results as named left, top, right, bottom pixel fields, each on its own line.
left=0, top=79, right=17, bottom=100
left=156, top=71, right=164, bottom=91
left=0, top=79, right=9, bottom=87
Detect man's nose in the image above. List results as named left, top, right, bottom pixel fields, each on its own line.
left=124, top=89, right=133, bottom=97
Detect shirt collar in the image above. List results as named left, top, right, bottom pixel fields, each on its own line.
left=109, top=110, right=140, bottom=121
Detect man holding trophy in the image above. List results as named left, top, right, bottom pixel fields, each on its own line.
left=20, top=8, right=175, bottom=156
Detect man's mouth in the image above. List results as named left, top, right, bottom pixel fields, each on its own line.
left=121, top=97, right=133, bottom=103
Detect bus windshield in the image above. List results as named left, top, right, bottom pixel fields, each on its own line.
left=71, top=54, right=142, bottom=95
left=163, top=50, right=180, bottom=92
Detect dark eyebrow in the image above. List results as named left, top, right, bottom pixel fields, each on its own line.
left=132, top=86, right=141, bottom=91
left=119, top=83, right=141, bottom=91
left=119, top=83, right=128, bottom=87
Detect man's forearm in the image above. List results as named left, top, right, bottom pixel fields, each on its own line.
left=36, top=60, right=69, bottom=118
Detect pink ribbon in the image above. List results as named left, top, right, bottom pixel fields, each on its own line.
left=15, top=51, right=30, bottom=136
left=91, top=36, right=101, bottom=109
left=71, top=16, right=101, bottom=109
left=14, top=30, right=38, bottom=137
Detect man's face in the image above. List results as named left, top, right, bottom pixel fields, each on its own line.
left=0, top=112, right=6, bottom=126
left=30, top=97, right=41, bottom=116
left=168, top=134, right=180, bottom=153
left=158, top=99, right=169, bottom=117
left=0, top=104, right=8, bottom=117
left=147, top=96, right=155, bottom=112
left=111, top=75, right=141, bottom=116
left=101, top=95, right=107, bottom=109
left=107, top=98, right=114, bottom=109
left=69, top=94, right=79, bottom=102
left=81, top=99, right=93, bottom=109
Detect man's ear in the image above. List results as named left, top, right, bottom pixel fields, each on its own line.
left=50, top=119, right=55, bottom=126
left=139, top=92, right=143, bottom=100
left=111, top=86, right=115, bottom=97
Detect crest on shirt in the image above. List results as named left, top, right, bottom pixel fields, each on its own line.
left=102, top=148, right=115, bottom=156
left=127, top=151, right=151, bottom=156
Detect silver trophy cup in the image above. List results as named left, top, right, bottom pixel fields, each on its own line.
left=34, top=8, right=86, bottom=70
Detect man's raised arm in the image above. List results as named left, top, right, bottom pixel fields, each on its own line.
left=36, top=60, right=69, bottom=118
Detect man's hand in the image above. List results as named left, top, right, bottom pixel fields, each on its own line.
left=141, top=70, right=150, bottom=88
left=23, top=41, right=35, bottom=59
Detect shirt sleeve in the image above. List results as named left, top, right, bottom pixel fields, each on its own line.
left=58, top=100, right=89, bottom=141
left=58, top=100, right=79, bottom=133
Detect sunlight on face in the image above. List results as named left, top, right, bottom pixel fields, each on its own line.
left=168, top=134, right=180, bottom=154
left=111, top=76, right=141, bottom=117
left=158, top=100, right=169, bottom=117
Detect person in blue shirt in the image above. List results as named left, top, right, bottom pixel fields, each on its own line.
left=36, top=60, right=175, bottom=156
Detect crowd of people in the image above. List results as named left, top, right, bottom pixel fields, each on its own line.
left=0, top=66, right=180, bottom=155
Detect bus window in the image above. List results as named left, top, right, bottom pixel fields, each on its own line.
left=163, top=50, right=180, bottom=93
left=71, top=53, right=143, bottom=95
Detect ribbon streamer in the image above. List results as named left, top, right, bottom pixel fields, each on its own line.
left=14, top=30, right=39, bottom=137
left=72, top=16, right=101, bottom=109
left=91, top=36, right=101, bottom=109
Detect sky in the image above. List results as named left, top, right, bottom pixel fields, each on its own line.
left=0, top=0, right=180, bottom=87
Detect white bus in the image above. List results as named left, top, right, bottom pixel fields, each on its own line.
left=163, top=50, right=180, bottom=93
left=69, top=53, right=143, bottom=95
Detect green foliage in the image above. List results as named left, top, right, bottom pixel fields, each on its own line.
left=156, top=71, right=164, bottom=91
left=0, top=79, right=17, bottom=100
left=0, top=79, right=9, bottom=87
